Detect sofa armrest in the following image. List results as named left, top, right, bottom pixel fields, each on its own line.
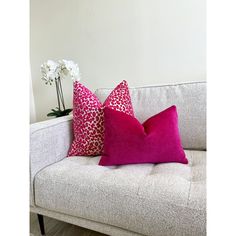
left=30, top=115, right=73, bottom=206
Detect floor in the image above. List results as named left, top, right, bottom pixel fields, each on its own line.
left=30, top=213, right=107, bottom=236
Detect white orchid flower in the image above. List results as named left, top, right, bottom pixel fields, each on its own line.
left=40, top=60, right=60, bottom=85
left=59, top=59, right=80, bottom=81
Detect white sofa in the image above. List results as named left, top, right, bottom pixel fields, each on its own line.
left=30, top=81, right=206, bottom=236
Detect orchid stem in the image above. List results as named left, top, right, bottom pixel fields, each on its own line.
left=55, top=79, right=61, bottom=111
left=58, top=78, right=66, bottom=110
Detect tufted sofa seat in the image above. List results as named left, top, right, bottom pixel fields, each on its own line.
left=30, top=82, right=206, bottom=236
left=34, top=150, right=205, bottom=236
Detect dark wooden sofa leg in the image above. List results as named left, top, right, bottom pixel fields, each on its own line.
left=37, top=214, right=45, bottom=235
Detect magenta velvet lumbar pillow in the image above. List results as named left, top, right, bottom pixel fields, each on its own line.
left=99, top=105, right=188, bottom=166
left=68, top=80, right=134, bottom=156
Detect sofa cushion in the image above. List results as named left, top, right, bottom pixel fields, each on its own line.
left=95, top=82, right=206, bottom=150
left=34, top=150, right=206, bottom=236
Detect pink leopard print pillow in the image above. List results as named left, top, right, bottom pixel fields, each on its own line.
left=68, top=80, right=134, bottom=156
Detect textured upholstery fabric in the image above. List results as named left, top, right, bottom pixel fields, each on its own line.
left=95, top=82, right=206, bottom=150
left=30, top=82, right=206, bottom=235
left=31, top=206, right=143, bottom=236
left=30, top=115, right=72, bottom=206
left=35, top=150, right=206, bottom=236
left=100, top=106, right=188, bottom=166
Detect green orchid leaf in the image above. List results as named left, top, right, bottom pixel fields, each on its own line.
left=47, top=107, right=72, bottom=117
left=47, top=112, right=57, bottom=117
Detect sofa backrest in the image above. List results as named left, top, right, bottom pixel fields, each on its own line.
left=95, top=81, right=206, bottom=150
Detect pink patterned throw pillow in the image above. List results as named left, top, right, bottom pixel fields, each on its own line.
left=68, top=80, right=134, bottom=156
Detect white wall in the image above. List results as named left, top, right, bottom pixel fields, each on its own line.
left=30, top=77, right=36, bottom=123
left=30, top=0, right=206, bottom=121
